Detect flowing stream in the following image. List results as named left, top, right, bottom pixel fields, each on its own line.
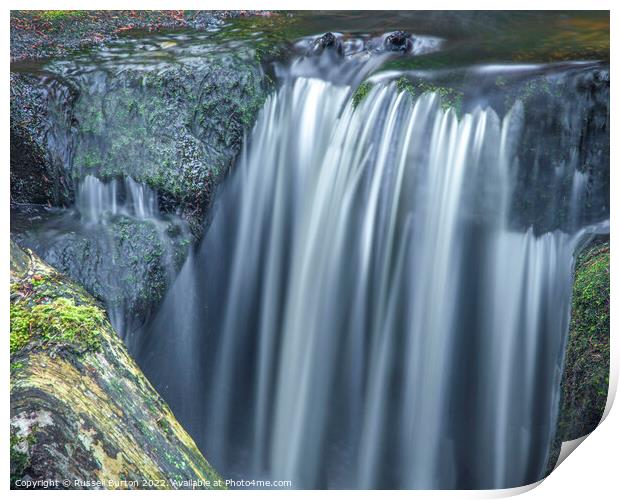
left=136, top=51, right=608, bottom=488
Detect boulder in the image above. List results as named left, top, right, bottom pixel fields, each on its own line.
left=12, top=211, right=191, bottom=339
left=558, top=239, right=610, bottom=440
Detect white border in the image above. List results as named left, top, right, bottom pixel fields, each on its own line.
left=3, top=2, right=616, bottom=498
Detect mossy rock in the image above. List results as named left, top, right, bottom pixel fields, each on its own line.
left=351, top=81, right=373, bottom=108
left=67, top=53, right=269, bottom=236
left=544, top=239, right=609, bottom=476
left=12, top=34, right=270, bottom=237
left=395, top=76, right=464, bottom=115
left=557, top=239, right=610, bottom=441
left=14, top=214, right=191, bottom=338
left=10, top=241, right=224, bottom=490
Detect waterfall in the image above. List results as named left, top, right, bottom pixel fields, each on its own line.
left=137, top=68, right=607, bottom=489
left=17, top=173, right=190, bottom=343
left=76, top=175, right=161, bottom=224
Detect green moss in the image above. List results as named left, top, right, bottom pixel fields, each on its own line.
left=38, top=10, right=86, bottom=21
left=10, top=297, right=104, bottom=355
left=10, top=430, right=37, bottom=486
left=558, top=241, right=610, bottom=440
left=506, top=78, right=557, bottom=111
left=10, top=433, right=30, bottom=486
left=352, top=81, right=373, bottom=108
left=395, top=76, right=464, bottom=115
left=10, top=361, right=25, bottom=373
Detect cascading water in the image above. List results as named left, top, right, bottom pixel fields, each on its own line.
left=76, top=175, right=161, bottom=224
left=14, top=172, right=191, bottom=343
left=136, top=48, right=609, bottom=489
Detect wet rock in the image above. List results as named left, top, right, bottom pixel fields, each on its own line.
left=12, top=51, right=269, bottom=237
left=10, top=11, right=236, bottom=62
left=384, top=31, right=412, bottom=52
left=557, top=239, right=610, bottom=440
left=12, top=212, right=191, bottom=339
left=311, top=32, right=344, bottom=57
left=545, top=238, right=609, bottom=475
left=10, top=73, right=75, bottom=207
left=504, top=66, right=610, bottom=234
left=10, top=241, right=224, bottom=489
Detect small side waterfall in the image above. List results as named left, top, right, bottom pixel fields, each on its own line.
left=137, top=64, right=608, bottom=488
left=16, top=173, right=191, bottom=343
left=76, top=175, right=161, bottom=224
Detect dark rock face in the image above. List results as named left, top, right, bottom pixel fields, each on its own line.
left=10, top=242, right=224, bottom=490
left=10, top=73, right=75, bottom=207
left=508, top=68, right=610, bottom=235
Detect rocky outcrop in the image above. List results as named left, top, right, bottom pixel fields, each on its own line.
left=13, top=208, right=192, bottom=338
left=10, top=241, right=224, bottom=490
left=558, top=239, right=610, bottom=439
left=545, top=238, right=610, bottom=475
left=68, top=58, right=267, bottom=235
left=11, top=53, right=269, bottom=235
left=10, top=73, right=75, bottom=207
left=513, top=69, right=609, bottom=235
left=11, top=15, right=273, bottom=334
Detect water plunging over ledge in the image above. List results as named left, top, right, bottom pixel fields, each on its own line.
left=136, top=53, right=609, bottom=489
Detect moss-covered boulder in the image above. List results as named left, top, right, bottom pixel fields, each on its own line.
left=67, top=57, right=268, bottom=235
left=13, top=212, right=191, bottom=339
left=557, top=239, right=610, bottom=440
left=543, top=239, right=609, bottom=477
left=10, top=240, right=224, bottom=490
left=11, top=38, right=270, bottom=236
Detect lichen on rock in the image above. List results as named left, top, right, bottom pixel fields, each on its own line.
left=10, top=240, right=224, bottom=490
